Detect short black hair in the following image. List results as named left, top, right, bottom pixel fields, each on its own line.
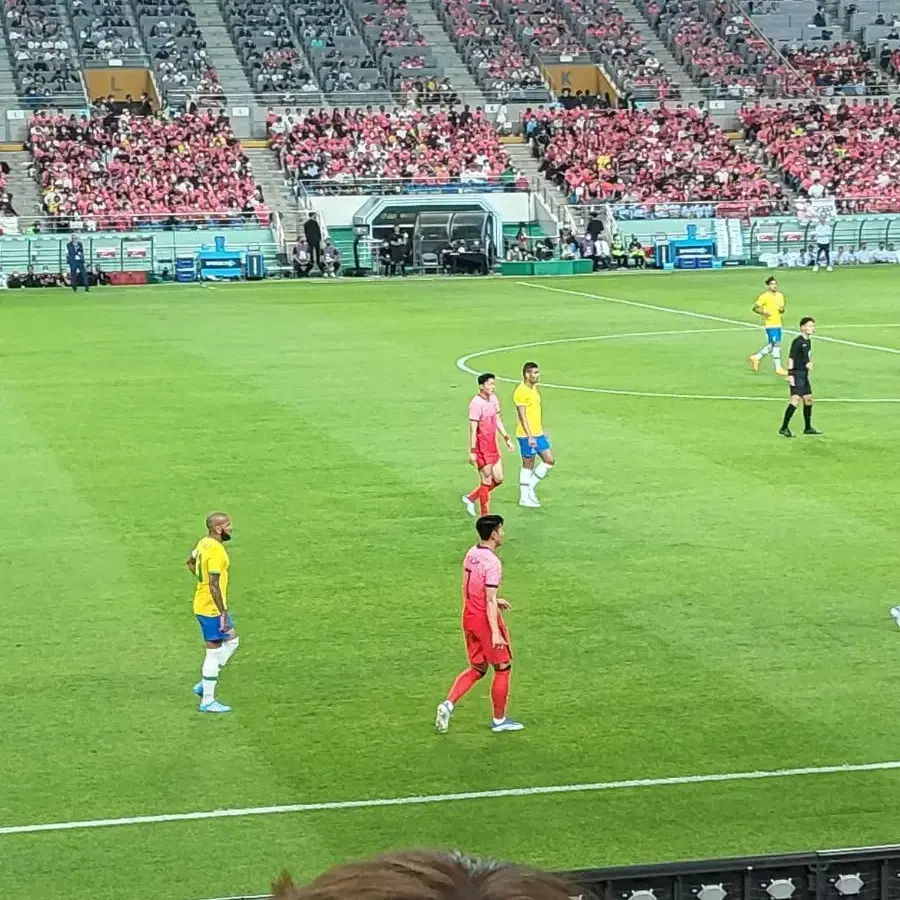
left=765, top=276, right=777, bottom=285
left=477, top=372, right=495, bottom=386
left=476, top=514, right=503, bottom=541
left=523, top=361, right=539, bottom=376
left=800, top=316, right=815, bottom=327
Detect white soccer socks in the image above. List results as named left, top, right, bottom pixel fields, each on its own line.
left=518, top=468, right=533, bottom=502
left=220, top=635, right=240, bottom=664
left=532, top=460, right=553, bottom=485
left=201, top=649, right=221, bottom=704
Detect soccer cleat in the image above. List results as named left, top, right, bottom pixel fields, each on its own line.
left=519, top=494, right=541, bottom=508
left=826, top=265, right=833, bottom=272
left=199, top=700, right=231, bottom=713
left=461, top=494, right=477, bottom=517
left=749, top=355, right=760, bottom=372
left=192, top=681, right=203, bottom=697
left=803, top=427, right=822, bottom=435
left=775, top=367, right=788, bottom=376
left=813, top=264, right=819, bottom=272
left=890, top=606, right=900, bottom=627
left=435, top=700, right=453, bottom=733
left=779, top=427, right=794, bottom=438
left=491, top=718, right=525, bottom=733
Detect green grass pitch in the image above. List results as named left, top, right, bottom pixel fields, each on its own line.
left=3, top=269, right=900, bottom=900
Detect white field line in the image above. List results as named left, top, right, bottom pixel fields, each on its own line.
left=455, top=328, right=900, bottom=403
left=516, top=283, right=900, bottom=356
left=3, top=760, right=900, bottom=838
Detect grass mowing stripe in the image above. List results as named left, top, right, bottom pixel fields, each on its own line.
left=4, top=760, right=900, bottom=837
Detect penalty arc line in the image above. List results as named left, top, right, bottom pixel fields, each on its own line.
left=515, top=282, right=900, bottom=356
left=3, top=760, right=900, bottom=837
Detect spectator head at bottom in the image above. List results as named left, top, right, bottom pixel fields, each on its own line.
left=273, top=850, right=588, bottom=900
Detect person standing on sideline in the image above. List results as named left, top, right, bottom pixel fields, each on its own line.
left=303, top=212, right=323, bottom=274
left=187, top=512, right=240, bottom=713
left=66, top=233, right=89, bottom=292
left=813, top=213, right=833, bottom=272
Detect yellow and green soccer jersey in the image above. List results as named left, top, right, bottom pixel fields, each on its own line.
left=756, top=291, right=785, bottom=327
left=192, top=536, right=229, bottom=616
left=513, top=382, right=543, bottom=438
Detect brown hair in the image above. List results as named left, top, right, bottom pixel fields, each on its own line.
left=273, top=850, right=585, bottom=900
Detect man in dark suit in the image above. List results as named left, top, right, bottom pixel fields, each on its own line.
left=303, top=212, right=323, bottom=273
left=66, top=234, right=89, bottom=292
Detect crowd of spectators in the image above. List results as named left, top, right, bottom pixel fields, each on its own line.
left=286, top=0, right=385, bottom=94
left=740, top=98, right=900, bottom=211
left=782, top=42, right=880, bottom=93
left=222, top=0, right=318, bottom=93
left=526, top=105, right=784, bottom=212
left=644, top=0, right=762, bottom=98
left=437, top=0, right=545, bottom=95
left=268, top=106, right=525, bottom=194
left=138, top=0, right=218, bottom=92
left=71, top=0, right=143, bottom=63
left=563, top=0, right=678, bottom=98
left=509, top=0, right=588, bottom=59
left=5, top=0, right=81, bottom=98
left=28, top=109, right=266, bottom=229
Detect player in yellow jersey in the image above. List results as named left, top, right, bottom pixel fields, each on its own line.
left=513, top=361, right=555, bottom=508
left=187, top=512, right=240, bottom=713
left=749, top=276, right=788, bottom=376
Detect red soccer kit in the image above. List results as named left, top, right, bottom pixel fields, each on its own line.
left=462, top=543, right=511, bottom=667
left=468, top=392, right=501, bottom=468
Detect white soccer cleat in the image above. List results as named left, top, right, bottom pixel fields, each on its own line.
left=491, top=718, right=525, bottom=733
left=435, top=700, right=453, bottom=733
left=827, top=265, right=833, bottom=272
left=461, top=494, right=477, bottom=517
left=890, top=606, right=900, bottom=627
left=813, top=264, right=819, bottom=272
left=519, top=495, right=541, bottom=508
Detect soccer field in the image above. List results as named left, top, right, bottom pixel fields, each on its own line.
left=4, top=269, right=900, bottom=900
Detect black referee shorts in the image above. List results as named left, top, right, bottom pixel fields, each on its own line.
left=789, top=376, right=812, bottom=397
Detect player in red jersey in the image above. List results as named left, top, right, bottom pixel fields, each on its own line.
left=435, top=514, right=524, bottom=734
left=461, top=373, right=515, bottom=517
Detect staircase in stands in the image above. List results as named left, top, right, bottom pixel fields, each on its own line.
left=190, top=0, right=255, bottom=99
left=404, top=0, right=486, bottom=103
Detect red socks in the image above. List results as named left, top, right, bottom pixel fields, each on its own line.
left=467, top=483, right=493, bottom=515
left=491, top=667, right=510, bottom=720
left=448, top=667, right=482, bottom=704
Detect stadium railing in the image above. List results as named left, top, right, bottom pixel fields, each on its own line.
left=293, top=177, right=531, bottom=196
left=191, top=843, right=900, bottom=900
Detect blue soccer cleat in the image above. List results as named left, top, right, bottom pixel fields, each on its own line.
left=192, top=682, right=203, bottom=697
left=199, top=700, right=231, bottom=713
left=491, top=718, right=525, bottom=733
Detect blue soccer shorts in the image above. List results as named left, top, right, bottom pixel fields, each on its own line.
left=518, top=434, right=551, bottom=458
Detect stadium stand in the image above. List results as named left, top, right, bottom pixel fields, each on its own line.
left=505, top=0, right=589, bottom=60
left=2, top=0, right=82, bottom=101
left=557, top=0, right=679, bottom=98
left=28, top=109, right=267, bottom=226
left=71, top=0, right=145, bottom=65
left=347, top=0, right=456, bottom=94
left=268, top=106, right=525, bottom=195
left=739, top=98, right=900, bottom=211
left=137, top=0, right=219, bottom=96
left=635, top=0, right=814, bottom=97
left=526, top=106, right=784, bottom=211
left=433, top=0, right=549, bottom=99
left=219, top=0, right=319, bottom=93
left=283, top=0, right=387, bottom=96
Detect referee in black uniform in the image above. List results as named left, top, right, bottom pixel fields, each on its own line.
left=780, top=316, right=821, bottom=437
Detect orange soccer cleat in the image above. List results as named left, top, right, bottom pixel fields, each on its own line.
left=749, top=355, right=760, bottom=372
